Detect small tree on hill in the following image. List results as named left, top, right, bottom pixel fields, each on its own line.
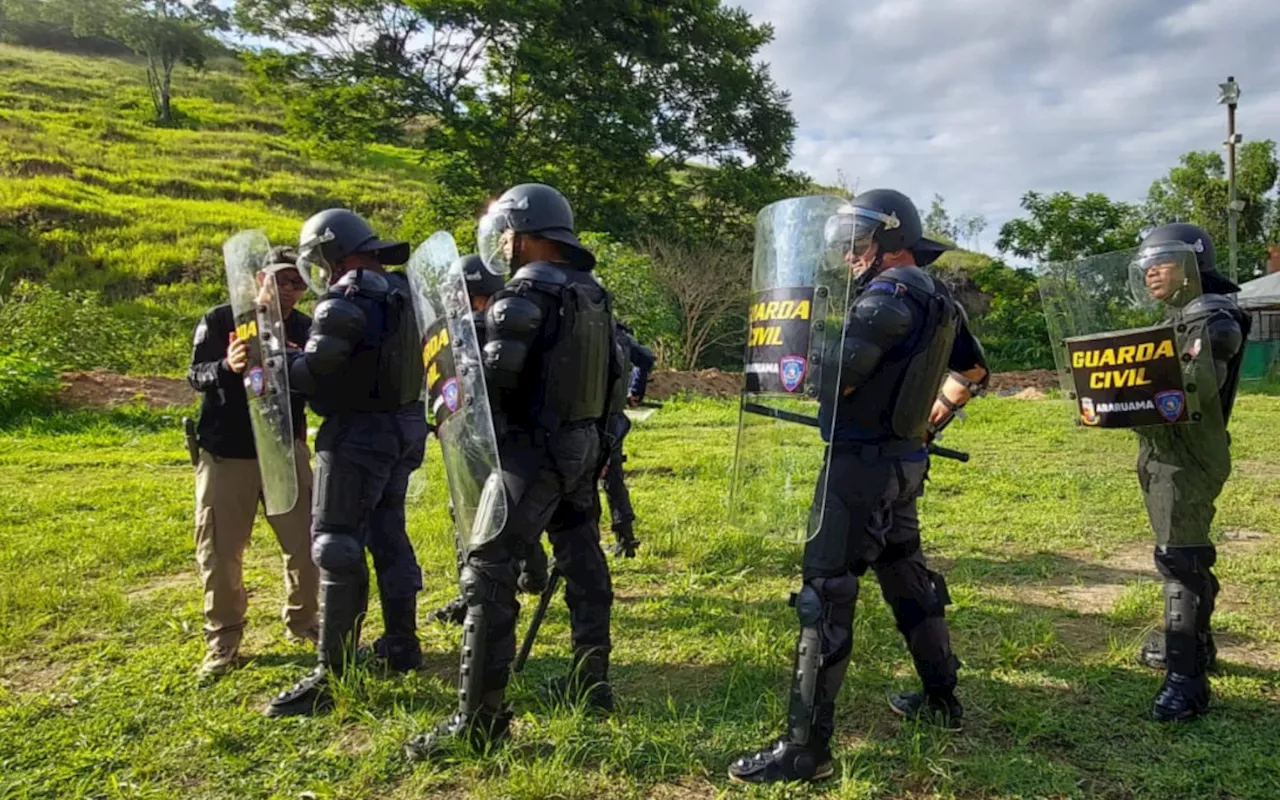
left=106, top=1, right=227, bottom=124
left=645, top=238, right=751, bottom=370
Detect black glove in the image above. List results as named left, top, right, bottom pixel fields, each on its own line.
left=611, top=531, right=640, bottom=559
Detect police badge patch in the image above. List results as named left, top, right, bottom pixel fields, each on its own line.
left=1155, top=389, right=1185, bottom=422
left=443, top=377, right=461, bottom=412
left=778, top=355, right=807, bottom=393
left=247, top=365, right=266, bottom=397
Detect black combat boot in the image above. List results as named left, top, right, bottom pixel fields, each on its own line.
left=1151, top=579, right=1212, bottom=722
left=546, top=646, right=614, bottom=712
left=267, top=575, right=366, bottom=717
left=1152, top=672, right=1211, bottom=722
left=404, top=568, right=513, bottom=760
left=728, top=703, right=835, bottom=784
left=888, top=687, right=964, bottom=731
left=729, top=579, right=856, bottom=785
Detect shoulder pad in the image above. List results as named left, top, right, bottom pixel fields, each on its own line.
left=511, top=262, right=569, bottom=288
left=852, top=291, right=914, bottom=341
left=312, top=296, right=368, bottom=341
left=1182, top=293, right=1238, bottom=320
left=876, top=265, right=936, bottom=295
left=488, top=294, right=543, bottom=337
left=333, top=268, right=391, bottom=297
left=1204, top=311, right=1244, bottom=358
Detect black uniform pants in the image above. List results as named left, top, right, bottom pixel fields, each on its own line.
left=312, top=407, right=427, bottom=614
left=801, top=450, right=957, bottom=698
left=465, top=426, right=612, bottom=702
left=1137, top=441, right=1226, bottom=674
left=603, top=412, right=634, bottom=528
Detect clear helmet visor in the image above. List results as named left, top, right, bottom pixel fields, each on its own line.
left=477, top=211, right=513, bottom=274
left=297, top=229, right=336, bottom=295
left=1129, top=242, right=1202, bottom=306
left=822, top=206, right=897, bottom=268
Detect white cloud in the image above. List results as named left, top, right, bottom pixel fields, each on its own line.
left=735, top=0, right=1280, bottom=254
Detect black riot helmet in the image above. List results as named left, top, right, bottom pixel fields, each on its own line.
left=823, top=188, right=950, bottom=268
left=477, top=183, right=596, bottom=272
left=1138, top=222, right=1238, bottom=295
left=296, top=208, right=410, bottom=293
left=456, top=253, right=505, bottom=301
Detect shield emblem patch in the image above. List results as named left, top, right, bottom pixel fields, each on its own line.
left=1155, top=390, right=1185, bottom=422
left=443, top=377, right=461, bottom=412
left=1079, top=397, right=1098, bottom=426
left=247, top=366, right=266, bottom=397
left=779, top=356, right=807, bottom=393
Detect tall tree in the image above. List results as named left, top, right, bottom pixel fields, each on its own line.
left=234, top=0, right=801, bottom=241
left=996, top=191, right=1143, bottom=265
left=1144, top=140, right=1279, bottom=279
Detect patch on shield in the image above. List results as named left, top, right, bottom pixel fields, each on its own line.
left=1155, top=390, right=1185, bottom=422
left=443, top=377, right=460, bottom=412
left=779, top=355, right=807, bottom=393
left=1079, top=397, right=1098, bottom=426
left=247, top=366, right=266, bottom=397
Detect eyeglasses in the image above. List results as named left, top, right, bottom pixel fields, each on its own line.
left=276, top=276, right=308, bottom=290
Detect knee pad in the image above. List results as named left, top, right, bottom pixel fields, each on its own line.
left=792, top=573, right=859, bottom=627
left=884, top=566, right=949, bottom=635
left=312, top=533, right=365, bottom=573
left=1154, top=545, right=1216, bottom=589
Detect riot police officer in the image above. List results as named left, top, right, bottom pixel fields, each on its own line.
left=265, top=209, right=429, bottom=717
left=405, top=184, right=622, bottom=758
left=428, top=254, right=549, bottom=626
left=602, top=321, right=655, bottom=555
left=1131, top=223, right=1247, bottom=722
left=729, top=189, right=989, bottom=784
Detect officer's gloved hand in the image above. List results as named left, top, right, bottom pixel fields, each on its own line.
left=611, top=527, right=639, bottom=559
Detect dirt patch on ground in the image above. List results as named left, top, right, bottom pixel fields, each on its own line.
left=646, top=369, right=741, bottom=400
left=59, top=370, right=194, bottom=410
left=0, top=657, right=70, bottom=697
left=989, top=369, right=1057, bottom=395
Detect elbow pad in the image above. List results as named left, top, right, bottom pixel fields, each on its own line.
left=841, top=294, right=913, bottom=390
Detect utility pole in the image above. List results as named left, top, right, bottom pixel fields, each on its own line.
left=1218, top=76, right=1243, bottom=283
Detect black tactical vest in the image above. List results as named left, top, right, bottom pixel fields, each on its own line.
left=321, top=271, right=424, bottom=414
left=833, top=266, right=958, bottom=444
left=508, top=263, right=621, bottom=431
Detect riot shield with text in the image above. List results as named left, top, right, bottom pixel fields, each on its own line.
left=729, top=195, right=856, bottom=542
left=223, top=229, right=298, bottom=516
left=407, top=231, right=507, bottom=554
left=1039, top=247, right=1211, bottom=430
left=1037, top=245, right=1228, bottom=543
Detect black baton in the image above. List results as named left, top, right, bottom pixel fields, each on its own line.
left=514, top=567, right=561, bottom=673
left=183, top=417, right=200, bottom=466
left=742, top=402, right=970, bottom=463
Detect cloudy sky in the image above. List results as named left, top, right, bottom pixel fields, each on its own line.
left=733, top=0, right=1280, bottom=252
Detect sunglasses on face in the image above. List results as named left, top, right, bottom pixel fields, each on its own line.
left=276, top=276, right=307, bottom=290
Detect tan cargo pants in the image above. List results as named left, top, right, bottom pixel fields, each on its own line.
left=194, top=440, right=318, bottom=652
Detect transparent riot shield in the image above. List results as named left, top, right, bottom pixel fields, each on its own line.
left=223, top=230, right=298, bottom=516
left=1039, top=247, right=1210, bottom=429
left=407, top=231, right=508, bottom=554
left=1038, top=245, right=1227, bottom=543
left=728, top=195, right=856, bottom=542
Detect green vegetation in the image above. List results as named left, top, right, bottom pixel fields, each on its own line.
left=2, top=395, right=1278, bottom=798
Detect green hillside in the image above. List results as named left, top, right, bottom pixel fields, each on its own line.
left=0, top=44, right=442, bottom=293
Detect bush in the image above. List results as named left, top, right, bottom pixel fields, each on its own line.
left=0, top=352, right=59, bottom=424
left=0, top=280, right=142, bottom=372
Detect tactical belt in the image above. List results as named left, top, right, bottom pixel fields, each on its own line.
left=830, top=438, right=925, bottom=463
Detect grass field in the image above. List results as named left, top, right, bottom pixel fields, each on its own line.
left=1, top=394, right=1278, bottom=799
